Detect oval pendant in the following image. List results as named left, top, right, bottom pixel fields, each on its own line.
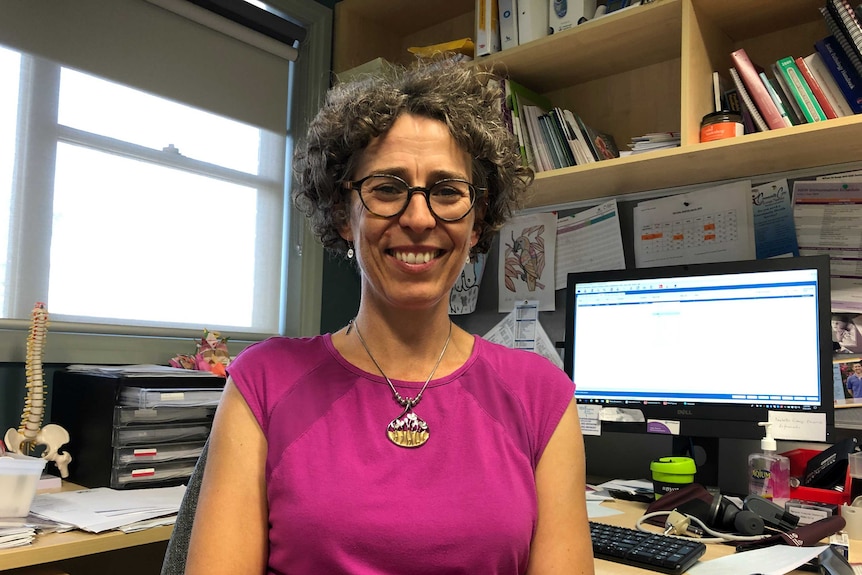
left=386, top=411, right=429, bottom=448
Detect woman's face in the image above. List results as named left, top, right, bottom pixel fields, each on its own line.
left=340, top=113, right=479, bottom=312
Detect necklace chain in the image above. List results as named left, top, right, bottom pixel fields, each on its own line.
left=350, top=319, right=452, bottom=409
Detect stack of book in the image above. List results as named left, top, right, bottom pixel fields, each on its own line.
left=501, top=78, right=619, bottom=172
left=724, top=0, right=862, bottom=134
left=624, top=132, right=681, bottom=155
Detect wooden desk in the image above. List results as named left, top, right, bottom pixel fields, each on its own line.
left=0, top=483, right=173, bottom=574
left=0, top=525, right=172, bottom=572
left=592, top=498, right=858, bottom=574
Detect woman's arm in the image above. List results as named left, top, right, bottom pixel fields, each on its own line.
left=527, top=399, right=595, bottom=575
left=185, top=378, right=269, bottom=574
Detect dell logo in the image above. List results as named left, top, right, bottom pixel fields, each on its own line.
left=676, top=409, right=693, bottom=416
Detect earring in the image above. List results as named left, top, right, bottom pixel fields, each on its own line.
left=466, top=252, right=471, bottom=264
left=346, top=243, right=354, bottom=259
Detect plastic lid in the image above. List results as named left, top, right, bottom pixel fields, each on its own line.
left=649, top=456, right=697, bottom=474
left=759, top=421, right=776, bottom=451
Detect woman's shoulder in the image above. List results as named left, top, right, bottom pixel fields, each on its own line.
left=471, top=336, right=572, bottom=393
left=229, top=334, right=332, bottom=373
left=474, top=336, right=565, bottom=374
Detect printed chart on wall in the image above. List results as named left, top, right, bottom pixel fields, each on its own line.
left=793, top=170, right=862, bottom=313
left=554, top=199, right=625, bottom=290
left=633, top=180, right=755, bottom=268
left=498, top=212, right=557, bottom=312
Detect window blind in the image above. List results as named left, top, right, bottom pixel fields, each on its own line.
left=0, top=0, right=293, bottom=133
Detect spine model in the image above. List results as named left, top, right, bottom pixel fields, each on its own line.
left=4, top=302, right=72, bottom=477
left=21, top=302, right=49, bottom=444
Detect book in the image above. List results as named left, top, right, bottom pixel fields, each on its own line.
left=815, top=35, right=862, bottom=113
left=712, top=71, right=729, bottom=112
left=795, top=55, right=840, bottom=119
left=505, top=79, right=552, bottom=169
left=803, top=51, right=854, bottom=116
left=522, top=104, right=553, bottom=171
left=730, top=48, right=786, bottom=129
left=758, top=71, right=793, bottom=126
left=592, top=131, right=620, bottom=160
left=562, top=109, right=596, bottom=164
left=475, top=0, right=501, bottom=57
left=770, top=62, right=805, bottom=123
left=548, top=108, right=579, bottom=166
left=572, top=113, right=602, bottom=160
left=517, top=0, right=548, bottom=45
left=776, top=56, right=828, bottom=122
left=832, top=0, right=862, bottom=61
left=821, top=5, right=862, bottom=79
left=729, top=66, right=770, bottom=132
left=538, top=113, right=565, bottom=169
left=498, top=0, right=519, bottom=49
left=723, top=86, right=756, bottom=133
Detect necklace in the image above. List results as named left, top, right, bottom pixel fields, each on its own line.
left=349, top=318, right=452, bottom=448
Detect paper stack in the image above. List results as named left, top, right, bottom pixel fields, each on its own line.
left=0, top=525, right=35, bottom=549
left=65, top=364, right=219, bottom=378
left=624, top=132, right=681, bottom=155
left=29, top=485, right=186, bottom=533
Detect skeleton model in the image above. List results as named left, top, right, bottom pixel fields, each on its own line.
left=4, top=302, right=72, bottom=477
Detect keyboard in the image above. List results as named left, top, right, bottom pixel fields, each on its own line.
left=590, top=521, right=707, bottom=574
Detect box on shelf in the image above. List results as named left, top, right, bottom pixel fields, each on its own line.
left=783, top=448, right=852, bottom=506
left=0, top=453, right=47, bottom=517
left=549, top=0, right=597, bottom=34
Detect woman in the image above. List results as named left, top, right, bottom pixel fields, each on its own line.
left=185, top=59, right=594, bottom=574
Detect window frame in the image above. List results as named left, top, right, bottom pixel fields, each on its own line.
left=0, top=0, right=330, bottom=363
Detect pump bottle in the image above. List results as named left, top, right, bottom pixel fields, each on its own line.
left=748, top=421, right=790, bottom=504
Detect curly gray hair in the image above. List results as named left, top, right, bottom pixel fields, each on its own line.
left=292, top=58, right=533, bottom=256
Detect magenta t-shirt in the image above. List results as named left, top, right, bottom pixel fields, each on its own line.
left=229, top=334, right=574, bottom=575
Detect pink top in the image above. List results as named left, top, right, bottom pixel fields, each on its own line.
left=229, top=333, right=574, bottom=575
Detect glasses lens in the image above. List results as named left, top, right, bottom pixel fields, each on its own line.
left=429, top=180, right=474, bottom=220
left=358, top=176, right=409, bottom=217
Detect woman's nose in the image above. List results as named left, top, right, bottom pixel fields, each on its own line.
left=398, top=192, right=436, bottom=229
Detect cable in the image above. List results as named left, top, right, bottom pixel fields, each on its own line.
left=635, top=510, right=773, bottom=544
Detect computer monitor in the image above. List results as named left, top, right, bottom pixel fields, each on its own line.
left=564, top=255, right=834, bottom=485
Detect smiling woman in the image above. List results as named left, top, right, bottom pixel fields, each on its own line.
left=183, top=59, right=595, bottom=575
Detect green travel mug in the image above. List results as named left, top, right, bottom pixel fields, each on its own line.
left=650, top=456, right=696, bottom=499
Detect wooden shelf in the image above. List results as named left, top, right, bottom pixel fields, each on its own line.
left=480, top=0, right=682, bottom=92
left=528, top=115, right=862, bottom=208
left=334, top=0, right=858, bottom=212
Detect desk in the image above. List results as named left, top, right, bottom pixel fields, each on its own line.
left=0, top=525, right=172, bottom=572
left=1, top=490, right=856, bottom=574
left=0, top=483, right=172, bottom=574
left=592, top=498, right=860, bottom=574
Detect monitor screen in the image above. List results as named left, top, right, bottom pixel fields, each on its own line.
left=563, top=255, right=834, bottom=441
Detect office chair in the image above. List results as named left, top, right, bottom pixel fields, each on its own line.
left=160, top=439, right=209, bottom=575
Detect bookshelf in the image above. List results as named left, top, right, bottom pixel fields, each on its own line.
left=333, top=0, right=862, bottom=209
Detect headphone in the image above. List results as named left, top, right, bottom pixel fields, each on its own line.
left=706, top=493, right=764, bottom=536
left=635, top=492, right=796, bottom=543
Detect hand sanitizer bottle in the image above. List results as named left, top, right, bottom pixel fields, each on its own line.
left=748, top=421, right=790, bottom=505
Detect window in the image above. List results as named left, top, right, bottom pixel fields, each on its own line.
left=6, top=55, right=284, bottom=332
left=0, top=0, right=332, bottom=362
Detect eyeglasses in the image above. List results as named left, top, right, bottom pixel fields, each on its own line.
left=346, top=174, right=485, bottom=222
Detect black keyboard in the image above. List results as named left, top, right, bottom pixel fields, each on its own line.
left=590, top=521, right=707, bottom=574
